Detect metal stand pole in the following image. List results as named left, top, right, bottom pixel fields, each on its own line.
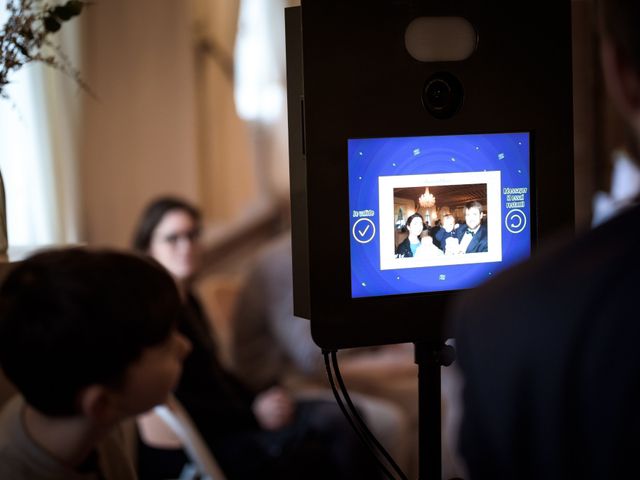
left=415, top=342, right=456, bottom=480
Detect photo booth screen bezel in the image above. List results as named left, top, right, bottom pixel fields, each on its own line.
left=348, top=132, right=532, bottom=299
left=286, top=1, right=574, bottom=349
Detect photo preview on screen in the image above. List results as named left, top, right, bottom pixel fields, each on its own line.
left=349, top=132, right=531, bottom=298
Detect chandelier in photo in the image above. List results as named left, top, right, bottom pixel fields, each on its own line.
left=418, top=187, right=436, bottom=208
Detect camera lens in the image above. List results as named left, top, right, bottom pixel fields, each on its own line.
left=425, top=79, right=452, bottom=110
left=422, top=72, right=463, bottom=119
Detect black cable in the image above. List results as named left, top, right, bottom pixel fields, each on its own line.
left=323, top=350, right=397, bottom=480
left=331, top=351, right=409, bottom=480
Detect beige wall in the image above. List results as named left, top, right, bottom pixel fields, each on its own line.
left=79, top=0, right=269, bottom=247
left=79, top=0, right=200, bottom=247
left=191, top=0, right=260, bottom=222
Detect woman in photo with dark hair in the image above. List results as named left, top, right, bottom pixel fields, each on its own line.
left=396, top=212, right=424, bottom=258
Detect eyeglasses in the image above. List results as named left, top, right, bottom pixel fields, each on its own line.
left=162, top=228, right=201, bottom=245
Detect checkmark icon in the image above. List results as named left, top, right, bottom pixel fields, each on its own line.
left=352, top=218, right=375, bottom=244
left=358, top=224, right=370, bottom=237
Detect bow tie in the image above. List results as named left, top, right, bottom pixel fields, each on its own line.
left=466, top=228, right=476, bottom=236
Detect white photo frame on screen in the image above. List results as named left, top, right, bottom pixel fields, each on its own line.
left=379, top=171, right=502, bottom=270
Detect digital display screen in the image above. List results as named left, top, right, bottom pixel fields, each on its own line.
left=349, top=132, right=531, bottom=298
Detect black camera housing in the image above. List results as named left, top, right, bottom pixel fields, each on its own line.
left=422, top=72, right=464, bottom=119
left=286, top=0, right=574, bottom=350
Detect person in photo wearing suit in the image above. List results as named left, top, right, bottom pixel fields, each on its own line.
left=454, top=201, right=488, bottom=254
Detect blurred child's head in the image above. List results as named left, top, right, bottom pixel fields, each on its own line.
left=0, top=248, right=190, bottom=422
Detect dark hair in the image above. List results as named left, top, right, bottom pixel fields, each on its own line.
left=599, top=0, right=640, bottom=71
left=405, top=212, right=424, bottom=229
left=132, top=196, right=201, bottom=252
left=0, top=248, right=183, bottom=416
left=465, top=201, right=483, bottom=213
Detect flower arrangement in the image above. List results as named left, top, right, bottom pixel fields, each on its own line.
left=0, top=0, right=87, bottom=99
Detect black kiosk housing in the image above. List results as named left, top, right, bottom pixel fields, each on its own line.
left=286, top=0, right=574, bottom=351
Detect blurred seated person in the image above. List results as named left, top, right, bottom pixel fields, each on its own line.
left=133, top=197, right=381, bottom=480
left=0, top=248, right=191, bottom=480
left=434, top=213, right=459, bottom=251
left=396, top=213, right=424, bottom=258
left=453, top=201, right=488, bottom=254
left=232, top=232, right=422, bottom=471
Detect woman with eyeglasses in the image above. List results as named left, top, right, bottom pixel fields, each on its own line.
left=132, top=196, right=380, bottom=480
left=133, top=197, right=203, bottom=289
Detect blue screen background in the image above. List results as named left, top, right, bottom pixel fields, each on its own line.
left=349, top=132, right=531, bottom=298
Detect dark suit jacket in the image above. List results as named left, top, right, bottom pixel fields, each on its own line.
left=455, top=223, right=488, bottom=253
left=450, top=203, right=640, bottom=480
